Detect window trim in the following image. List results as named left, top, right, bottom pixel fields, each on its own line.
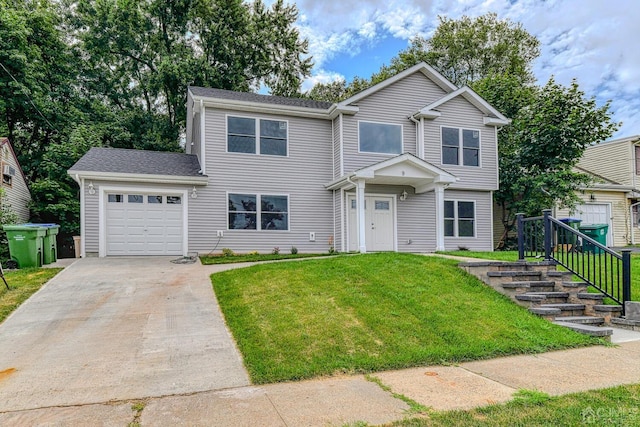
left=444, top=199, right=476, bottom=238
left=440, top=126, right=481, bottom=167
left=227, top=192, right=290, bottom=232
left=226, top=114, right=289, bottom=157
left=357, top=120, right=404, bottom=155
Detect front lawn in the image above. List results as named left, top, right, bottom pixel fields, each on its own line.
left=211, top=253, right=598, bottom=384
left=437, top=250, right=519, bottom=261
left=200, top=252, right=337, bottom=265
left=0, top=268, right=62, bottom=323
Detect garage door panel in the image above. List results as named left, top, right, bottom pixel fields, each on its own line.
left=106, top=192, right=184, bottom=256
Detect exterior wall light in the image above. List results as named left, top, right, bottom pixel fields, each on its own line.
left=191, top=186, right=198, bottom=199
left=88, top=181, right=95, bottom=195
left=399, top=190, right=408, bottom=201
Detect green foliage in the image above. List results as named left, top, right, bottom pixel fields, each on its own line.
left=0, top=188, right=19, bottom=264
left=221, top=248, right=235, bottom=257
left=290, top=246, right=298, bottom=254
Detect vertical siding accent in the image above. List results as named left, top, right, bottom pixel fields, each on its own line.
left=579, top=141, right=634, bottom=186
left=333, top=116, right=342, bottom=179
left=186, top=93, right=193, bottom=155
left=80, top=178, right=85, bottom=257
left=443, top=189, right=493, bottom=251
left=423, top=97, right=498, bottom=191
left=191, top=112, right=201, bottom=160
left=192, top=107, right=334, bottom=253
left=200, top=102, right=206, bottom=174
left=342, top=72, right=447, bottom=173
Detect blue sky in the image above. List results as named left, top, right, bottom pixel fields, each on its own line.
left=273, top=0, right=640, bottom=139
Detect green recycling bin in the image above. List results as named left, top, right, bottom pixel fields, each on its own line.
left=558, top=218, right=582, bottom=245
left=579, top=224, right=609, bottom=254
left=3, top=225, right=46, bottom=268
left=23, top=223, right=59, bottom=264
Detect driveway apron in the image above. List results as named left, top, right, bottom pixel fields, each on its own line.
left=0, top=257, right=249, bottom=412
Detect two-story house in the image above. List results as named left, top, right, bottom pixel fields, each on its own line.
left=556, top=135, right=640, bottom=246
left=69, top=62, right=508, bottom=257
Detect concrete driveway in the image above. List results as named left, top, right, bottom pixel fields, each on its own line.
left=0, top=257, right=249, bottom=412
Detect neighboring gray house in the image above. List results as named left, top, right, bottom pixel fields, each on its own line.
left=69, top=62, right=508, bottom=257
left=0, top=137, right=31, bottom=222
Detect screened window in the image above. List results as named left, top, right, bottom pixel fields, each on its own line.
left=444, top=200, right=475, bottom=237
left=228, top=193, right=289, bottom=231
left=227, top=116, right=287, bottom=156
left=359, top=122, right=402, bottom=154
left=442, top=127, right=480, bottom=166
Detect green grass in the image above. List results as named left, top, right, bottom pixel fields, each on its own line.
left=200, top=252, right=337, bottom=265
left=385, top=384, right=640, bottom=426
left=437, top=251, right=519, bottom=261
left=0, top=268, right=62, bottom=323
left=211, top=253, right=599, bottom=384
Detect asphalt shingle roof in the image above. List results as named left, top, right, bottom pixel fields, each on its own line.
left=189, top=87, right=334, bottom=110
left=69, top=147, right=203, bottom=177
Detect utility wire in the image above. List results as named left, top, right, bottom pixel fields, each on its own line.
left=0, top=60, right=58, bottom=132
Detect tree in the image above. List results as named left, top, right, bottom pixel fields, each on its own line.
left=494, top=78, right=619, bottom=247
left=71, top=0, right=312, bottom=149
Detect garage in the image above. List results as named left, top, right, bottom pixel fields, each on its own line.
left=574, top=203, right=613, bottom=246
left=106, top=192, right=184, bottom=255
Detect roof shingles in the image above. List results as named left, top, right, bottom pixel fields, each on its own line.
left=189, top=87, right=333, bottom=110
left=69, top=147, right=203, bottom=177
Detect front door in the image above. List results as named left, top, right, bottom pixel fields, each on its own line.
left=348, top=195, right=395, bottom=251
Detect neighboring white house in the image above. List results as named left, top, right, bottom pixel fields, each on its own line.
left=68, top=62, right=509, bottom=257
left=556, top=135, right=640, bottom=247
left=0, top=137, right=31, bottom=222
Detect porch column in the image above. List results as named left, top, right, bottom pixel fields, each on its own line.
left=356, top=179, right=367, bottom=253
left=435, top=183, right=446, bottom=251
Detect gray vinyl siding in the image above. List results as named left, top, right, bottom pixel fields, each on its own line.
left=185, top=93, right=194, bottom=155
left=191, top=106, right=334, bottom=253
left=333, top=116, right=342, bottom=178
left=333, top=190, right=343, bottom=252
left=424, top=97, right=498, bottom=191
left=1, top=155, right=31, bottom=222
left=579, top=141, right=634, bottom=186
left=342, top=72, right=447, bottom=173
left=190, top=112, right=201, bottom=160
left=444, top=189, right=493, bottom=251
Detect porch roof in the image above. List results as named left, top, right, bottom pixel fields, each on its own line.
left=325, top=153, right=457, bottom=193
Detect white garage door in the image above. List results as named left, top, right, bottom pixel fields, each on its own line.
left=106, top=193, right=183, bottom=255
left=574, top=203, right=612, bottom=246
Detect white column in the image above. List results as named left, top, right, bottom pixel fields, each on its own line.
left=435, top=183, right=446, bottom=251
left=357, top=179, right=367, bottom=253
left=418, top=117, right=425, bottom=159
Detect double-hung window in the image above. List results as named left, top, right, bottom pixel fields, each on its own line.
left=359, top=121, right=402, bottom=154
left=442, top=127, right=480, bottom=166
left=227, top=116, right=287, bottom=156
left=444, top=200, right=475, bottom=237
left=228, top=193, right=289, bottom=230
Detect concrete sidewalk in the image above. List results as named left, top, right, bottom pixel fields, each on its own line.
left=1, top=340, right=640, bottom=426
left=2, top=257, right=640, bottom=426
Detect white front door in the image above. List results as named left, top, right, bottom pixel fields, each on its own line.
left=574, top=203, right=612, bottom=246
left=348, top=195, right=395, bottom=251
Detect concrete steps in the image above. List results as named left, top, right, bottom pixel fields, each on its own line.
left=460, top=261, right=622, bottom=338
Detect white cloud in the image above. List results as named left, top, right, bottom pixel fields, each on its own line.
left=301, top=70, right=345, bottom=92
left=292, top=0, right=640, bottom=136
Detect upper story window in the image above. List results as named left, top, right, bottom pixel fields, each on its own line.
left=227, top=116, right=288, bottom=156
left=359, top=121, right=402, bottom=155
left=635, top=145, right=640, bottom=175
left=442, top=127, right=480, bottom=167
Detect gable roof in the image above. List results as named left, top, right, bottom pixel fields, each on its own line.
left=189, top=87, right=333, bottom=110
left=337, top=62, right=458, bottom=108
left=0, top=137, right=31, bottom=191
left=68, top=147, right=208, bottom=185
left=414, top=86, right=510, bottom=126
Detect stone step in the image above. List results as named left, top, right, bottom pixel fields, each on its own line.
left=594, top=305, right=623, bottom=314
left=552, top=321, right=613, bottom=337
left=502, top=281, right=556, bottom=291
left=577, top=292, right=605, bottom=301
left=611, top=317, right=640, bottom=332
left=487, top=271, right=543, bottom=280
left=540, top=303, right=586, bottom=316
left=516, top=292, right=569, bottom=304
left=547, top=271, right=574, bottom=279
left=529, top=306, right=562, bottom=316
left=554, top=316, right=605, bottom=325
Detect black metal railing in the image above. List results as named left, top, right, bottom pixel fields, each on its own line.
left=517, top=209, right=632, bottom=311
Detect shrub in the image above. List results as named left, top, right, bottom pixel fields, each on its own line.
left=290, top=246, right=298, bottom=254
left=272, top=247, right=280, bottom=255
left=221, top=248, right=235, bottom=257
